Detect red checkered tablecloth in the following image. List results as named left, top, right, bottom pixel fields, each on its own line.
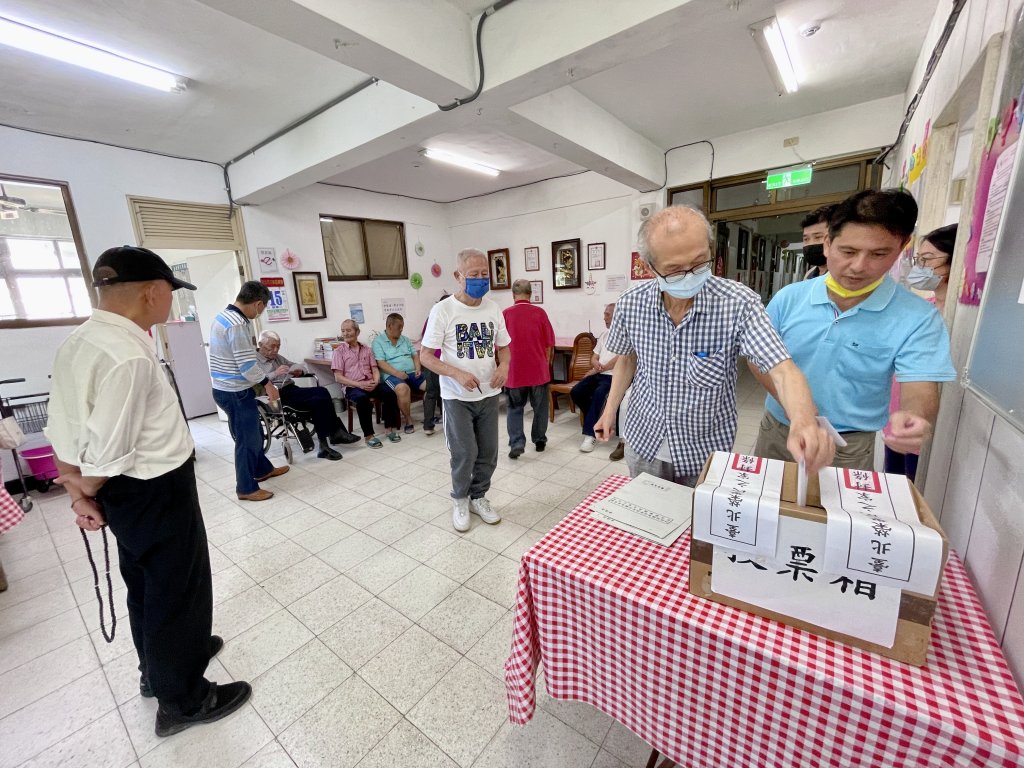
left=0, top=465, right=25, bottom=534
left=505, top=475, right=1024, bottom=767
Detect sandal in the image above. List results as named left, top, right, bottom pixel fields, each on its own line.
left=403, top=424, right=415, bottom=434
left=387, top=432, right=402, bottom=443
left=366, top=437, right=383, bottom=449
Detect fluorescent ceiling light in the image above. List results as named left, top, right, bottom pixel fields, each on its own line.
left=421, top=149, right=500, bottom=177
left=750, top=17, right=799, bottom=95
left=0, top=16, right=188, bottom=92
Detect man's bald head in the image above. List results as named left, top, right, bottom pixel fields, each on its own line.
left=639, top=206, right=713, bottom=264
left=512, top=279, right=532, bottom=298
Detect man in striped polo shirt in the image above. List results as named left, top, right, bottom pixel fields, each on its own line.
left=210, top=281, right=288, bottom=501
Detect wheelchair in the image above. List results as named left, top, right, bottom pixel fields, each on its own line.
left=226, top=395, right=317, bottom=465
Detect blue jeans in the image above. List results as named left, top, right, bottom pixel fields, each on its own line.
left=506, top=384, right=549, bottom=450
left=213, top=388, right=274, bottom=495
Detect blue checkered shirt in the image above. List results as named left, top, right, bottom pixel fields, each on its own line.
left=605, top=277, right=791, bottom=475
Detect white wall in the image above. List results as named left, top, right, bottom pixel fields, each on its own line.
left=446, top=96, right=904, bottom=337
left=0, top=126, right=226, bottom=398
left=239, top=183, right=452, bottom=353
left=889, top=0, right=1024, bottom=687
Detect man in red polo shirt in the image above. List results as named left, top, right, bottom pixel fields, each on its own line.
left=502, top=279, right=555, bottom=459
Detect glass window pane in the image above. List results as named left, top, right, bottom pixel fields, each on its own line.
left=715, top=180, right=772, bottom=211
left=775, top=165, right=861, bottom=202
left=17, top=276, right=73, bottom=319
left=670, top=187, right=705, bottom=212
left=8, top=239, right=60, bottom=270
left=68, top=277, right=91, bottom=317
left=57, top=240, right=80, bottom=269
left=365, top=221, right=406, bottom=278
left=321, top=219, right=367, bottom=278
left=0, top=281, right=14, bottom=321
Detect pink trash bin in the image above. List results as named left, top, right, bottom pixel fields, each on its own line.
left=19, top=445, right=59, bottom=491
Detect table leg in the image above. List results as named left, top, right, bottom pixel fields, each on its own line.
left=644, top=749, right=677, bottom=768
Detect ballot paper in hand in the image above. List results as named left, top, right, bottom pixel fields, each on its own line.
left=589, top=473, right=693, bottom=546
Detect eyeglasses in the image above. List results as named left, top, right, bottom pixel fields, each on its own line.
left=908, top=255, right=948, bottom=267
left=648, top=259, right=713, bottom=284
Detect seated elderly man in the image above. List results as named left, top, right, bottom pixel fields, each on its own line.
left=255, top=330, right=360, bottom=460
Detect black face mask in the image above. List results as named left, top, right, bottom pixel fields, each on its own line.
left=804, top=243, right=827, bottom=267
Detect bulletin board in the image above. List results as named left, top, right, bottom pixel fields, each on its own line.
left=964, top=6, right=1024, bottom=431
left=965, top=128, right=1024, bottom=431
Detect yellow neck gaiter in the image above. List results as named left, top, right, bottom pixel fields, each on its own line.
left=825, top=274, right=885, bottom=299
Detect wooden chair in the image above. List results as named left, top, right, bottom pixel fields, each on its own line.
left=548, top=332, right=597, bottom=423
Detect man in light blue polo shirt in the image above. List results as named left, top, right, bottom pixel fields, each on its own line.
left=751, top=189, right=955, bottom=470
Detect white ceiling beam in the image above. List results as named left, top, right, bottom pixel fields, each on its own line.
left=507, top=86, right=664, bottom=191
left=229, top=82, right=437, bottom=204
left=204, top=0, right=701, bottom=200
left=198, top=0, right=476, bottom=103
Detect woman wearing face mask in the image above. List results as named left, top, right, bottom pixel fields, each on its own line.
left=905, top=223, right=955, bottom=312
left=885, top=223, right=957, bottom=479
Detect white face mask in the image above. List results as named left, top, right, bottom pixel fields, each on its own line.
left=906, top=265, right=942, bottom=291
left=657, top=267, right=712, bottom=299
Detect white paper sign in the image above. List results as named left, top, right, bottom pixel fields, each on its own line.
left=382, top=297, right=406, bottom=316
left=693, top=452, right=783, bottom=556
left=819, top=468, right=944, bottom=596
left=712, top=516, right=901, bottom=647
left=256, top=247, right=278, bottom=274
left=606, top=274, right=627, bottom=292
left=589, top=473, right=692, bottom=545
left=976, top=141, right=1019, bottom=273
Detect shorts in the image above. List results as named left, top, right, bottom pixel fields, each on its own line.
left=384, top=372, right=426, bottom=391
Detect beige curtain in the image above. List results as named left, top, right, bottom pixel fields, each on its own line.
left=321, top=219, right=366, bottom=278
left=364, top=221, right=405, bottom=278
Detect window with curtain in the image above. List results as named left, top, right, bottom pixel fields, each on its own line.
left=320, top=215, right=408, bottom=280
left=0, top=177, right=92, bottom=328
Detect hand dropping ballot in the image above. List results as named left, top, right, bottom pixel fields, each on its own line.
left=589, top=473, right=692, bottom=546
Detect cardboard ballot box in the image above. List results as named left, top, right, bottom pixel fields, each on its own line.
left=689, top=457, right=948, bottom=666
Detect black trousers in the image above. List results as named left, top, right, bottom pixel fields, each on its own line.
left=422, top=367, right=443, bottom=428
left=347, top=383, right=399, bottom=436
left=279, top=383, right=340, bottom=440
left=97, top=460, right=212, bottom=714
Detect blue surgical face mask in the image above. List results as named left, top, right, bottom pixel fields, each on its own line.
left=906, top=265, right=942, bottom=291
left=657, top=268, right=712, bottom=299
left=463, top=276, right=490, bottom=299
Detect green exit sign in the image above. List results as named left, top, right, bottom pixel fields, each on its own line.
left=766, top=167, right=813, bottom=190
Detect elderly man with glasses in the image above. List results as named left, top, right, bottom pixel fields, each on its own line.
left=593, top=205, right=834, bottom=486
left=255, top=330, right=360, bottom=461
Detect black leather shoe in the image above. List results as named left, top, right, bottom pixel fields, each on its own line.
left=509, top=447, right=524, bottom=459
left=318, top=444, right=343, bottom=461
left=142, top=636, right=224, bottom=698
left=330, top=426, right=361, bottom=445
left=154, top=681, right=252, bottom=737
left=535, top=441, right=546, bottom=452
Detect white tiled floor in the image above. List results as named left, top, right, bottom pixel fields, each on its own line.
left=0, top=369, right=765, bottom=768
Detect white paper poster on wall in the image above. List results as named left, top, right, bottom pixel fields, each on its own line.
left=256, top=247, right=278, bottom=274
left=349, top=303, right=365, bottom=323
left=382, top=298, right=406, bottom=317
left=606, top=274, right=627, bottom=292
left=259, top=277, right=290, bottom=322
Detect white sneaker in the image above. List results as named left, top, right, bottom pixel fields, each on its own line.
left=470, top=497, right=501, bottom=524
left=579, top=436, right=596, bottom=453
left=452, top=497, right=471, bottom=532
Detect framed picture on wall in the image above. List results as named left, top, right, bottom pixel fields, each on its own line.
left=552, top=238, right=581, bottom=289
left=530, top=280, right=544, bottom=304
left=524, top=246, right=540, bottom=271
left=587, top=242, right=606, bottom=270
left=488, top=248, right=511, bottom=290
left=293, top=271, right=326, bottom=320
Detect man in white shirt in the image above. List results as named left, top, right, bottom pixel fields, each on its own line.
left=570, top=303, right=622, bottom=455
left=46, top=246, right=251, bottom=738
left=420, top=248, right=512, bottom=532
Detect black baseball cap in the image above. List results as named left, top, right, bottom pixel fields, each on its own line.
left=91, top=246, right=197, bottom=291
